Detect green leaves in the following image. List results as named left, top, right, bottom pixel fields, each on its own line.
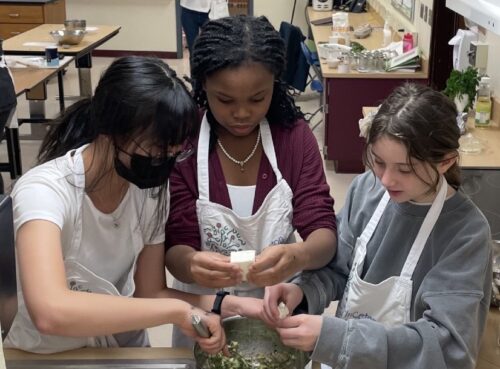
left=202, top=341, right=297, bottom=369
left=443, top=67, right=480, bottom=111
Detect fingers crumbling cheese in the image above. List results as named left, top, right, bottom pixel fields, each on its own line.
left=230, top=250, right=256, bottom=282
left=278, top=301, right=289, bottom=319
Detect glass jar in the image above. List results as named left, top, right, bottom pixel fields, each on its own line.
left=358, top=53, right=370, bottom=72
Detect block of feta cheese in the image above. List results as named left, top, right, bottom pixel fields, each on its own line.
left=230, top=250, right=256, bottom=282
left=278, top=301, right=289, bottom=319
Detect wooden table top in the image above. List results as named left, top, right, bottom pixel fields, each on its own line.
left=9, top=55, right=74, bottom=96
left=4, top=347, right=322, bottom=368
left=307, top=7, right=428, bottom=79
left=2, top=24, right=121, bottom=57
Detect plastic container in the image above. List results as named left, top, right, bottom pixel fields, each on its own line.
left=475, top=77, right=492, bottom=128
left=403, top=33, right=414, bottom=52
left=382, top=21, right=392, bottom=47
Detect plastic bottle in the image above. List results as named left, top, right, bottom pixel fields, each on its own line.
left=382, top=21, right=392, bottom=47
left=475, top=77, right=492, bottom=128
left=403, top=33, right=414, bottom=53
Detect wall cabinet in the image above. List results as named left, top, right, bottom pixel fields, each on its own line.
left=0, top=0, right=65, bottom=40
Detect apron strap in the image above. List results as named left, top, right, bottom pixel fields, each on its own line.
left=197, top=115, right=211, bottom=200
left=259, top=120, right=283, bottom=182
left=354, top=191, right=390, bottom=261
left=66, top=144, right=90, bottom=259
left=196, top=116, right=284, bottom=200
left=400, top=176, right=448, bottom=279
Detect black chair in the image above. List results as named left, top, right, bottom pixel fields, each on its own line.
left=0, top=62, right=20, bottom=194
left=279, top=21, right=310, bottom=93
left=0, top=194, right=17, bottom=340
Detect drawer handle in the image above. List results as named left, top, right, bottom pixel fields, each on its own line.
left=8, top=13, right=21, bottom=18
left=10, top=32, right=21, bottom=35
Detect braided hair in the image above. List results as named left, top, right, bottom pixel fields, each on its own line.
left=190, top=15, right=303, bottom=129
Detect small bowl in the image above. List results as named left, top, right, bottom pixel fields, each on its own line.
left=318, top=43, right=352, bottom=59
left=50, top=29, right=86, bottom=45
left=64, top=19, right=86, bottom=31
left=327, top=58, right=340, bottom=68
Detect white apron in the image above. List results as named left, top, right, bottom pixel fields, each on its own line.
left=336, top=176, right=448, bottom=326
left=4, top=145, right=148, bottom=353
left=172, top=115, right=295, bottom=346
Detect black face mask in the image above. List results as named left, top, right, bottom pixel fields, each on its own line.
left=114, top=152, right=176, bottom=189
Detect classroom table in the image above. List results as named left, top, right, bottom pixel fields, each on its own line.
left=2, top=24, right=121, bottom=97
left=1, top=55, right=74, bottom=179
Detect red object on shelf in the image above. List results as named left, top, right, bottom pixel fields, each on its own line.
left=403, top=33, right=414, bottom=53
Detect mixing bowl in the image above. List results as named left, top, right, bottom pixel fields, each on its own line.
left=64, top=19, right=86, bottom=31
left=50, top=29, right=86, bottom=45
left=194, top=316, right=309, bottom=369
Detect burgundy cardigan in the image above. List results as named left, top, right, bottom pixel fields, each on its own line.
left=165, top=119, right=336, bottom=251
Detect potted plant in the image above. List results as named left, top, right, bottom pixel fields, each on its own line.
left=443, top=66, right=480, bottom=113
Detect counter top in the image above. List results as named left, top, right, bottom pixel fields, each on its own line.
left=4, top=347, right=322, bottom=368
left=4, top=347, right=194, bottom=361
left=0, top=1, right=57, bottom=3
left=307, top=7, right=428, bottom=79
left=2, top=310, right=497, bottom=368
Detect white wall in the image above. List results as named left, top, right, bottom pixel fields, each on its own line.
left=480, top=31, right=500, bottom=98
left=65, top=0, right=177, bottom=52
left=368, top=0, right=432, bottom=56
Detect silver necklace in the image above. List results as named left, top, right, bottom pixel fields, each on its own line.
left=217, top=129, right=261, bottom=172
left=111, top=202, right=127, bottom=228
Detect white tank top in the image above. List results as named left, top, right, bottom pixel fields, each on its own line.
left=227, top=184, right=256, bottom=217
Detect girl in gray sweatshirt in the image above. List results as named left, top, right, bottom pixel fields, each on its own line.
left=255, top=83, right=492, bottom=369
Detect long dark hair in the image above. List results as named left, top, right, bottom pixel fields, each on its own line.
left=363, top=83, right=461, bottom=191
left=190, top=15, right=303, bottom=132
left=38, top=56, right=198, bottom=236
left=39, top=56, right=197, bottom=163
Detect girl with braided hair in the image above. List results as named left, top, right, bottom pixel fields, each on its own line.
left=165, top=15, right=337, bottom=347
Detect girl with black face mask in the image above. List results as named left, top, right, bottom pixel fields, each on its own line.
left=4, top=56, right=228, bottom=354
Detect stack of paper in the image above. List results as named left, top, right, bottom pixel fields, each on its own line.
left=385, top=47, right=421, bottom=72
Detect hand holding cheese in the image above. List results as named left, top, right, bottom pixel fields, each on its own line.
left=278, top=301, right=289, bottom=319
left=230, top=250, right=256, bottom=282
left=247, top=244, right=303, bottom=287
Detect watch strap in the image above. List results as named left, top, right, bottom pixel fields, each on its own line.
left=211, top=290, right=229, bottom=315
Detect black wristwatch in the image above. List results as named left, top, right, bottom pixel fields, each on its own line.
left=211, top=290, right=230, bottom=315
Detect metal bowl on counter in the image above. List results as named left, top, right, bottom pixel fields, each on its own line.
left=194, top=316, right=309, bottom=369
left=50, top=29, right=86, bottom=46
left=64, top=19, right=87, bottom=31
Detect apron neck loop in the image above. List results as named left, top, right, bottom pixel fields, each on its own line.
left=400, top=176, right=448, bottom=279
left=196, top=116, right=284, bottom=200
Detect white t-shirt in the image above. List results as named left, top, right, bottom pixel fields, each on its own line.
left=180, top=0, right=211, bottom=12
left=5, top=145, right=168, bottom=353
left=12, top=146, right=166, bottom=277
left=227, top=184, right=256, bottom=217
